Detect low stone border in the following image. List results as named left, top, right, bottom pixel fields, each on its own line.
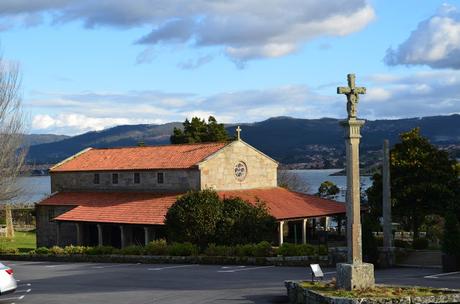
left=0, top=253, right=329, bottom=267
left=285, top=280, right=460, bottom=304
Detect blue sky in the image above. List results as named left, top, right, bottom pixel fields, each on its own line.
left=0, top=0, right=459, bottom=135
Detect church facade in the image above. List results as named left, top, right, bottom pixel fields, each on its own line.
left=36, top=137, right=345, bottom=248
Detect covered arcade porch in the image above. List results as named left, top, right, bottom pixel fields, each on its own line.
left=55, top=221, right=165, bottom=248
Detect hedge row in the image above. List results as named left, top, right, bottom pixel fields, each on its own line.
left=2, top=240, right=328, bottom=257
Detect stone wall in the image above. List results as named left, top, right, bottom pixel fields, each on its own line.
left=199, top=141, right=278, bottom=190
left=50, top=169, right=201, bottom=193
left=36, top=205, right=77, bottom=247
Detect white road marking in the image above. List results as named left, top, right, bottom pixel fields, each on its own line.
left=19, top=295, right=24, bottom=300
left=147, top=265, right=197, bottom=271
left=323, top=271, right=336, bottom=275
left=15, top=288, right=31, bottom=293
left=0, top=296, right=22, bottom=301
left=91, top=264, right=136, bottom=269
left=221, top=266, right=245, bottom=269
left=424, top=271, right=460, bottom=279
left=218, top=266, right=274, bottom=273
left=17, top=283, right=31, bottom=287
left=45, top=264, right=66, bottom=268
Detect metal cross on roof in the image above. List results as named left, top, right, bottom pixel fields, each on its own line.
left=236, top=126, right=242, bottom=140
left=337, top=74, right=366, bottom=119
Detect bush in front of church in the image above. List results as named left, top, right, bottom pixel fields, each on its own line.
left=165, top=190, right=276, bottom=247
left=165, top=190, right=223, bottom=248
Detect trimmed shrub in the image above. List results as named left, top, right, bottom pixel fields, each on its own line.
left=35, top=247, right=50, bottom=255
left=63, top=245, right=88, bottom=255
left=119, top=245, right=144, bottom=255
left=0, top=247, right=19, bottom=255
left=49, top=246, right=64, bottom=255
left=204, top=244, right=234, bottom=257
left=145, top=239, right=168, bottom=255
left=235, top=244, right=255, bottom=257
left=442, top=213, right=460, bottom=256
left=253, top=241, right=273, bottom=257
left=413, top=238, right=429, bottom=250
left=318, top=245, right=328, bottom=256
left=276, top=243, right=316, bottom=256
left=86, top=246, right=115, bottom=255
left=167, top=242, right=198, bottom=256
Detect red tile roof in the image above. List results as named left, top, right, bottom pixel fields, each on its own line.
left=39, top=192, right=180, bottom=225
left=50, top=142, right=229, bottom=172
left=218, top=187, right=345, bottom=220
left=38, top=188, right=345, bottom=225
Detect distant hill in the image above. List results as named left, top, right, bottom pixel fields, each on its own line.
left=26, top=115, right=460, bottom=167
left=27, top=123, right=181, bottom=164
left=24, top=134, right=69, bottom=147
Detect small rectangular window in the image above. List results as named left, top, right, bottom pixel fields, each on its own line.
left=93, top=173, right=100, bottom=184
left=112, top=173, right=119, bottom=184
left=157, top=172, right=164, bottom=184
left=134, top=172, right=141, bottom=184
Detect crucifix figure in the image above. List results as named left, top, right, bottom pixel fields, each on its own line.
left=337, top=74, right=366, bottom=119
left=236, top=126, right=242, bottom=140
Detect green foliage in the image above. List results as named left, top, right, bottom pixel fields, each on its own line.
left=49, top=246, right=65, bottom=255
left=0, top=247, right=19, bottom=255
left=119, top=245, right=144, bottom=255
left=394, top=239, right=411, bottom=249
left=253, top=241, right=273, bottom=257
left=412, top=238, right=429, bottom=250
left=63, top=245, right=88, bottom=255
left=86, top=246, right=115, bottom=255
left=170, top=116, right=229, bottom=144
left=366, top=128, right=460, bottom=237
left=145, top=239, right=168, bottom=255
left=276, top=243, right=318, bottom=256
left=166, top=190, right=276, bottom=247
left=167, top=242, right=198, bottom=256
left=317, top=181, right=340, bottom=199
left=217, top=197, right=276, bottom=245
left=204, top=244, right=235, bottom=256
left=442, top=212, right=460, bottom=256
left=166, top=190, right=223, bottom=247
left=35, top=247, right=50, bottom=254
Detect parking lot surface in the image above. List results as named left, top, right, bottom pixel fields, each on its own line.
left=1, top=261, right=459, bottom=304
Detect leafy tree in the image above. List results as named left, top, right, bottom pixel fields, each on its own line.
left=317, top=181, right=344, bottom=236
left=317, top=181, right=340, bottom=199
left=170, top=116, right=229, bottom=144
left=166, top=190, right=276, bottom=247
left=366, top=128, right=459, bottom=238
left=217, top=197, right=276, bottom=245
left=165, top=190, right=223, bottom=247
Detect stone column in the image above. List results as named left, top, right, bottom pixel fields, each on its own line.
left=336, top=74, right=374, bottom=290
left=382, top=139, right=393, bottom=248
left=76, top=223, right=83, bottom=245
left=120, top=225, right=126, bottom=248
left=279, top=221, right=285, bottom=245
left=302, top=219, right=308, bottom=244
left=97, top=224, right=103, bottom=246
left=56, top=222, right=61, bottom=246
left=144, top=227, right=151, bottom=245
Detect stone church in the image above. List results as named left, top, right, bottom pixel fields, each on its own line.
left=36, top=133, right=345, bottom=248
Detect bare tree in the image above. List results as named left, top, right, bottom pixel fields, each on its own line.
left=277, top=169, right=310, bottom=193
left=0, top=56, right=26, bottom=203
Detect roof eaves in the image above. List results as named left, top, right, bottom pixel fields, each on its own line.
left=49, top=147, right=93, bottom=172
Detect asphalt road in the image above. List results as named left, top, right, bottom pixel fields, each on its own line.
left=1, top=261, right=459, bottom=304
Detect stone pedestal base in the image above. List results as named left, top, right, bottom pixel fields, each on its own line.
left=336, top=263, right=375, bottom=290
left=378, top=247, right=396, bottom=268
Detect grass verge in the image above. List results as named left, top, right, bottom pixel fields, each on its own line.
left=300, top=281, right=443, bottom=298
left=0, top=230, right=36, bottom=253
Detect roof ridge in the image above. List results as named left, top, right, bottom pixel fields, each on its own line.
left=90, top=141, right=231, bottom=150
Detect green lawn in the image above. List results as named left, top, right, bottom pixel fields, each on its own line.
left=0, top=230, right=36, bottom=253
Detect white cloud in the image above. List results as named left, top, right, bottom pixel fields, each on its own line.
left=0, top=0, right=375, bottom=63
left=385, top=4, right=460, bottom=69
